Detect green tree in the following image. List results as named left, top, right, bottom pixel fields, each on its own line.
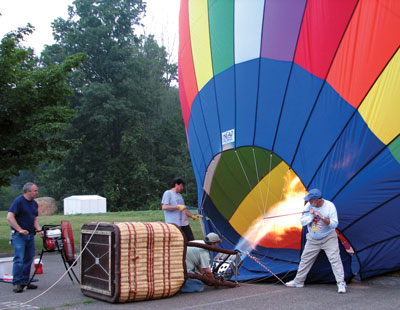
left=38, top=0, right=194, bottom=211
left=147, top=87, right=197, bottom=207
left=0, top=25, right=84, bottom=187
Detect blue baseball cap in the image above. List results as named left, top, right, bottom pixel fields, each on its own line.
left=304, top=188, right=322, bottom=201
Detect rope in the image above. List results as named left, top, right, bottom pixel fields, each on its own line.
left=22, top=222, right=102, bottom=305
left=264, top=152, right=273, bottom=215
left=263, top=211, right=308, bottom=220
left=245, top=251, right=287, bottom=286
left=252, top=148, right=266, bottom=214
left=205, top=216, right=237, bottom=247
left=234, top=150, right=264, bottom=216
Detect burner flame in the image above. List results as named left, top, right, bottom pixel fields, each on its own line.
left=236, top=172, right=305, bottom=252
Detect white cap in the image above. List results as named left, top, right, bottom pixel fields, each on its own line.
left=205, top=232, right=222, bottom=243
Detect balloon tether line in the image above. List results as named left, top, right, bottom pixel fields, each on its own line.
left=22, top=222, right=102, bottom=305
left=264, top=152, right=273, bottom=214
left=263, top=211, right=309, bottom=220
left=245, top=251, right=286, bottom=286
left=252, top=148, right=266, bottom=214
left=235, top=150, right=264, bottom=216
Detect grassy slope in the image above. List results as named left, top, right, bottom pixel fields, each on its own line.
left=0, top=210, right=204, bottom=255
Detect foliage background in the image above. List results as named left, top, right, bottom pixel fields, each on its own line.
left=0, top=0, right=197, bottom=212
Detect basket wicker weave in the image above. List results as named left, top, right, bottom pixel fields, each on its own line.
left=80, top=222, right=186, bottom=303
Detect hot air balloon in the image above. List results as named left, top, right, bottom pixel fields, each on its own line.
left=178, top=0, right=400, bottom=282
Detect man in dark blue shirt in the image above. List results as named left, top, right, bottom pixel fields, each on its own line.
left=7, top=182, right=44, bottom=293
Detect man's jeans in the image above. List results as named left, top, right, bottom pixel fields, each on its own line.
left=12, top=232, right=35, bottom=285
left=180, top=278, right=204, bottom=293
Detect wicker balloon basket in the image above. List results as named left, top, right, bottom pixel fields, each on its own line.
left=80, top=222, right=186, bottom=303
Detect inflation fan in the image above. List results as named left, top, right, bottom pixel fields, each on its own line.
left=29, top=220, right=79, bottom=285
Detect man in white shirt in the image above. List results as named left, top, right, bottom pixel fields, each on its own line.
left=286, top=189, right=346, bottom=294
left=161, top=178, right=199, bottom=241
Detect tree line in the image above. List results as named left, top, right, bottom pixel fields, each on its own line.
left=0, top=0, right=196, bottom=211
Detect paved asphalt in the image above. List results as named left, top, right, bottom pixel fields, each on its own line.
left=1, top=252, right=400, bottom=310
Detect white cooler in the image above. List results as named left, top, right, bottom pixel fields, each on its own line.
left=0, top=257, right=13, bottom=280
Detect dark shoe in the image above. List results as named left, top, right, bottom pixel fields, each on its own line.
left=13, top=285, right=24, bottom=293
left=24, top=283, right=38, bottom=289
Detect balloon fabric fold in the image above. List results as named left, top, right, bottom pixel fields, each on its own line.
left=179, top=0, right=400, bottom=282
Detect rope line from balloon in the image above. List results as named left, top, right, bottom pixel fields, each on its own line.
left=245, top=251, right=287, bottom=286
left=252, top=148, right=267, bottom=215
left=22, top=222, right=102, bottom=305
left=264, top=152, right=274, bottom=215
left=234, top=150, right=264, bottom=217
left=263, top=210, right=309, bottom=220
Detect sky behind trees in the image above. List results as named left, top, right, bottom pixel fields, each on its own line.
left=0, top=0, right=195, bottom=211
left=0, top=0, right=179, bottom=61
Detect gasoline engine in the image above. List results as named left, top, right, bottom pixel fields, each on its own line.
left=30, top=221, right=79, bottom=284
left=211, top=252, right=243, bottom=282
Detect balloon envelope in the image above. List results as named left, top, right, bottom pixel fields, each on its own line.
left=179, top=0, right=400, bottom=282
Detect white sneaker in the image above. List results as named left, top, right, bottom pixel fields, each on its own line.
left=286, top=280, right=304, bottom=288
left=337, top=282, right=346, bottom=294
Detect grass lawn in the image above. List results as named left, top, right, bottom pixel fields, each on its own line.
left=0, top=210, right=204, bottom=255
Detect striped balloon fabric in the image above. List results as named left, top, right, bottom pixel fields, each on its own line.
left=179, top=0, right=400, bottom=282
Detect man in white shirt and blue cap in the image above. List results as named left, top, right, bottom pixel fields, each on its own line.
left=286, top=189, right=347, bottom=294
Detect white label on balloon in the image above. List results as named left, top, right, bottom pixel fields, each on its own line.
left=222, top=129, right=235, bottom=145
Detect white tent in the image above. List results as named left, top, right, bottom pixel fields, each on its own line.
left=63, top=195, right=107, bottom=215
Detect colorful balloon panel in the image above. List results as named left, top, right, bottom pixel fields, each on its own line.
left=179, top=0, right=400, bottom=282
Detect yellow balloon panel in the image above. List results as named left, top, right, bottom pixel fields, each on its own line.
left=188, top=0, right=213, bottom=91
left=229, top=163, right=306, bottom=249
left=229, top=162, right=287, bottom=234
left=359, top=49, right=400, bottom=145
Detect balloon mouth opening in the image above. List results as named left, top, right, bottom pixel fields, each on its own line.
left=204, top=147, right=306, bottom=252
